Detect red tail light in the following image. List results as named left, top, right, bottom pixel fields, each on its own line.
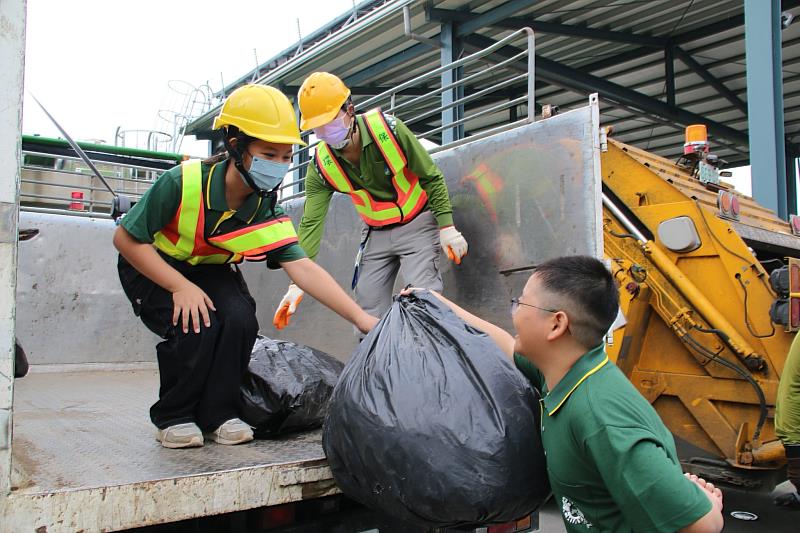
left=487, top=524, right=515, bottom=533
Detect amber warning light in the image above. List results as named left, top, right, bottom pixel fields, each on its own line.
left=684, top=124, right=709, bottom=155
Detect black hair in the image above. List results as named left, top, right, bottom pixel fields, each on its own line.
left=203, top=125, right=256, bottom=165
left=533, top=255, right=619, bottom=349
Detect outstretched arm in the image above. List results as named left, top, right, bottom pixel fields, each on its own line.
left=403, top=288, right=514, bottom=358
left=282, top=258, right=378, bottom=334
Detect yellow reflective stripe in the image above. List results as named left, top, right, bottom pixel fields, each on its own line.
left=353, top=199, right=398, bottom=221
left=213, top=219, right=297, bottom=252
left=176, top=160, right=202, bottom=255
left=400, top=181, right=424, bottom=215
left=316, top=143, right=353, bottom=192
left=152, top=233, right=187, bottom=260
left=364, top=109, right=405, bottom=177
left=185, top=254, right=233, bottom=265
left=548, top=356, right=609, bottom=416
left=152, top=160, right=203, bottom=261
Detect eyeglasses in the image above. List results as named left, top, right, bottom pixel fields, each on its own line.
left=510, top=298, right=558, bottom=315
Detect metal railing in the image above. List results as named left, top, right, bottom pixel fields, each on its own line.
left=278, top=26, right=535, bottom=202
left=20, top=150, right=175, bottom=217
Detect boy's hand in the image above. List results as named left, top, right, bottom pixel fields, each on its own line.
left=684, top=473, right=723, bottom=508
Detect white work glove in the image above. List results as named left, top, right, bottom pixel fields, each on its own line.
left=273, top=284, right=304, bottom=329
left=440, top=226, right=468, bottom=265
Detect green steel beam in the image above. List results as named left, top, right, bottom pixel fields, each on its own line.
left=344, top=42, right=430, bottom=87
left=665, top=45, right=676, bottom=107
left=427, top=7, right=667, bottom=47
left=440, top=20, right=464, bottom=143
left=463, top=33, right=750, bottom=147
left=745, top=0, right=788, bottom=218
left=673, top=46, right=748, bottom=115
left=454, top=0, right=536, bottom=37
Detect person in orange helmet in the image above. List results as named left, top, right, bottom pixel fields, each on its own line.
left=273, top=72, right=468, bottom=332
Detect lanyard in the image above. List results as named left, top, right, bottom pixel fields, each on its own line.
left=351, top=226, right=373, bottom=290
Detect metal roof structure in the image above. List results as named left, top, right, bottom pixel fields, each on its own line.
left=187, top=0, right=800, bottom=212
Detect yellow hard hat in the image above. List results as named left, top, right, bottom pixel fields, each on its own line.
left=298, top=72, right=351, bottom=130
left=212, top=84, right=306, bottom=146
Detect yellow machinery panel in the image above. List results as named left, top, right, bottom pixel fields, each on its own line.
left=602, top=139, right=797, bottom=488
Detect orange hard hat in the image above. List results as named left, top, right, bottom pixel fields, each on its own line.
left=297, top=72, right=351, bottom=130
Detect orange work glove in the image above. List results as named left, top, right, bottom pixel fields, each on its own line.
left=273, top=284, right=304, bottom=329
left=440, top=226, right=468, bottom=265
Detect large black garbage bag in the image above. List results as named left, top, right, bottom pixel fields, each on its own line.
left=240, top=337, right=343, bottom=437
left=323, top=291, right=548, bottom=528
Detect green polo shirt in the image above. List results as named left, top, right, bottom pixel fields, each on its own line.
left=298, top=113, right=454, bottom=260
left=776, top=333, right=800, bottom=444
left=120, top=159, right=306, bottom=269
left=514, top=346, right=711, bottom=532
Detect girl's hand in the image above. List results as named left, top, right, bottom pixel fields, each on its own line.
left=356, top=313, right=380, bottom=334
left=172, top=282, right=216, bottom=334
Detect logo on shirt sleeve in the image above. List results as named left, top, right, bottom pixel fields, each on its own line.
left=562, top=497, right=593, bottom=528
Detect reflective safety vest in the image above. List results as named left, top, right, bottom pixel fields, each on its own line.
left=315, top=109, right=428, bottom=227
left=153, top=160, right=299, bottom=265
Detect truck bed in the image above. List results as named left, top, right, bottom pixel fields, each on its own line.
left=4, top=365, right=336, bottom=531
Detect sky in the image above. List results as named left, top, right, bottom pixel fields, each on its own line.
left=22, top=0, right=357, bottom=156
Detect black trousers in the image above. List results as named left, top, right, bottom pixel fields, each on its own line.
left=118, top=254, right=258, bottom=431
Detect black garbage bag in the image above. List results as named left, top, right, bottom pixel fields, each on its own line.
left=323, top=291, right=548, bottom=529
left=240, top=337, right=343, bottom=437
left=14, top=339, right=28, bottom=378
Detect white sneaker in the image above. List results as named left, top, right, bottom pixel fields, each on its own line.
left=156, top=422, right=204, bottom=449
left=206, top=418, right=254, bottom=445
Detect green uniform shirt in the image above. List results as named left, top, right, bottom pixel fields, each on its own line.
left=514, top=346, right=711, bottom=532
left=298, top=113, right=454, bottom=260
left=776, top=333, right=800, bottom=444
left=120, top=159, right=306, bottom=269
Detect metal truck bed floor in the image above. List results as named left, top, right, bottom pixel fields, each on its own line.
left=4, top=367, right=335, bottom=531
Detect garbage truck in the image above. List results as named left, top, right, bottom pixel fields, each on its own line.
left=3, top=18, right=798, bottom=533
left=3, top=93, right=591, bottom=533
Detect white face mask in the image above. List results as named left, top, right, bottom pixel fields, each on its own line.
left=315, top=112, right=353, bottom=149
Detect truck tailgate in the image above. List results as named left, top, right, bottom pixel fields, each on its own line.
left=3, top=366, right=336, bottom=531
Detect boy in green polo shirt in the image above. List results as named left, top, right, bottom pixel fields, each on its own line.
left=405, top=255, right=723, bottom=532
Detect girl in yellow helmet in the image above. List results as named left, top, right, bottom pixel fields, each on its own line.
left=113, top=85, right=377, bottom=448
